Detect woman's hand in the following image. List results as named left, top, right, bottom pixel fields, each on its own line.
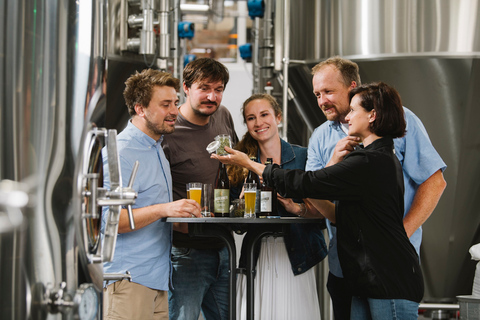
left=327, top=136, right=361, bottom=167
left=211, top=146, right=266, bottom=177
left=277, top=195, right=302, bottom=215
left=210, top=146, right=250, bottom=166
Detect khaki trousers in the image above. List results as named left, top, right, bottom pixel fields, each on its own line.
left=103, top=280, right=168, bottom=320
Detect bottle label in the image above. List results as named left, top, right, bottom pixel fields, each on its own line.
left=214, top=189, right=230, bottom=214
left=260, top=191, right=272, bottom=212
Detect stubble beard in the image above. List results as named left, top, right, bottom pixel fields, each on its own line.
left=145, top=116, right=174, bottom=136
left=323, top=104, right=349, bottom=123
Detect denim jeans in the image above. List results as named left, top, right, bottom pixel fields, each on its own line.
left=169, top=246, right=230, bottom=320
left=351, top=296, right=419, bottom=320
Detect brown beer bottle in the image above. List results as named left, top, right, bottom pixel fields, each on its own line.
left=260, top=158, right=278, bottom=218
left=214, top=162, right=230, bottom=217
left=246, top=156, right=261, bottom=217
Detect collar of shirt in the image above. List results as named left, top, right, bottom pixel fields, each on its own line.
left=126, top=120, right=164, bottom=149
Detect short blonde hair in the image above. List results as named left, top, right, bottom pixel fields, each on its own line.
left=311, top=56, right=361, bottom=87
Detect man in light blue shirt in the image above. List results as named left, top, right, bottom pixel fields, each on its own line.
left=102, top=69, right=201, bottom=320
left=305, top=57, right=447, bottom=320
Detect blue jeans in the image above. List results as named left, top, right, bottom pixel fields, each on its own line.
left=169, top=246, right=230, bottom=320
left=351, top=296, right=419, bottom=320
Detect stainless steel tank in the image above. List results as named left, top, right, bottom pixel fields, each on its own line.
left=0, top=0, right=111, bottom=318
left=282, top=0, right=480, bottom=304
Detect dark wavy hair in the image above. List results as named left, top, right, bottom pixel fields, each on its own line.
left=349, top=82, right=406, bottom=138
left=183, top=58, right=229, bottom=90
left=123, top=69, right=180, bottom=116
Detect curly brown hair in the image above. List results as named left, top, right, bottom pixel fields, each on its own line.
left=123, top=69, right=180, bottom=116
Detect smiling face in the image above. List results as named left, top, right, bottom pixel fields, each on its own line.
left=137, top=85, right=179, bottom=139
left=244, top=98, right=282, bottom=143
left=345, top=94, right=375, bottom=139
left=184, top=79, right=225, bottom=118
left=312, top=65, right=355, bottom=123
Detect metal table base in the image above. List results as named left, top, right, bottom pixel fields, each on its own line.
left=167, top=217, right=324, bottom=320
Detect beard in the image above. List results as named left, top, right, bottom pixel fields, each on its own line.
left=145, top=115, right=175, bottom=136
left=323, top=104, right=349, bottom=122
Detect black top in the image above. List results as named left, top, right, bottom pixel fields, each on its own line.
left=263, top=136, right=424, bottom=302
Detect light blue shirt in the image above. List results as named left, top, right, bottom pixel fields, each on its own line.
left=101, top=121, right=173, bottom=290
left=306, top=107, right=447, bottom=277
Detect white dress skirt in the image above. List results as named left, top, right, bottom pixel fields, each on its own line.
left=236, top=236, right=321, bottom=320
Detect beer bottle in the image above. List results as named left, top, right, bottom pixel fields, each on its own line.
left=214, top=162, right=230, bottom=217
left=260, top=158, right=278, bottom=218
left=246, top=156, right=261, bottom=217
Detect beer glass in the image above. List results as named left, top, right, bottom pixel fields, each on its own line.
left=244, top=183, right=257, bottom=218
left=201, top=184, right=213, bottom=217
left=188, top=182, right=202, bottom=205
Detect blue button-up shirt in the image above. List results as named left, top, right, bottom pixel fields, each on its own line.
left=306, top=107, right=446, bottom=277
left=101, top=121, right=173, bottom=290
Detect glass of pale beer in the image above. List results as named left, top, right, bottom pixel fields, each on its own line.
left=188, top=182, right=202, bottom=206
left=244, top=183, right=257, bottom=219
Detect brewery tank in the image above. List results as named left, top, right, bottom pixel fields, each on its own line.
left=281, top=0, right=480, bottom=303
left=1, top=0, right=112, bottom=318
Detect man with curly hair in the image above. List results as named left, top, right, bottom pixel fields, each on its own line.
left=102, top=69, right=201, bottom=320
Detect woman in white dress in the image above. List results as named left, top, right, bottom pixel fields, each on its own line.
left=228, top=94, right=327, bottom=320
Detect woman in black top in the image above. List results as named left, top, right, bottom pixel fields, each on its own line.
left=212, top=82, right=423, bottom=320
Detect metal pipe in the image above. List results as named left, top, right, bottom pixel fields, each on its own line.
left=158, top=0, right=170, bottom=59
left=210, top=0, right=225, bottom=24
left=274, top=0, right=284, bottom=73
left=236, top=1, right=248, bottom=64
left=419, top=303, right=460, bottom=310
left=127, top=14, right=144, bottom=28
left=140, top=0, right=155, bottom=55
left=127, top=38, right=141, bottom=51
left=179, top=4, right=209, bottom=14
left=252, top=17, right=260, bottom=93
left=281, top=0, right=291, bottom=140
left=262, top=0, right=274, bottom=80
left=120, top=0, right=129, bottom=51
left=179, top=38, right=186, bottom=103
left=172, top=0, right=180, bottom=79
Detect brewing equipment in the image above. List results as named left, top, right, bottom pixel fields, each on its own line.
left=1, top=0, right=137, bottom=319
left=275, top=0, right=480, bottom=309
left=2, top=0, right=480, bottom=319
left=248, top=0, right=480, bottom=318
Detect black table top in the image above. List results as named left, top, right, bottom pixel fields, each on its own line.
left=166, top=217, right=323, bottom=224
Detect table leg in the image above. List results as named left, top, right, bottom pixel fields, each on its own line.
left=189, top=224, right=237, bottom=320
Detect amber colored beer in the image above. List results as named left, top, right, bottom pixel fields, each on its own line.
left=243, top=183, right=257, bottom=219
left=244, top=191, right=256, bottom=218
left=189, top=187, right=202, bottom=205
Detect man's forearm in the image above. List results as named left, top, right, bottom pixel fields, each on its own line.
left=403, top=170, right=446, bottom=238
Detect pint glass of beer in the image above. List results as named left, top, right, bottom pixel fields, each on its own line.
left=244, top=183, right=257, bottom=219
left=188, top=182, right=202, bottom=205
